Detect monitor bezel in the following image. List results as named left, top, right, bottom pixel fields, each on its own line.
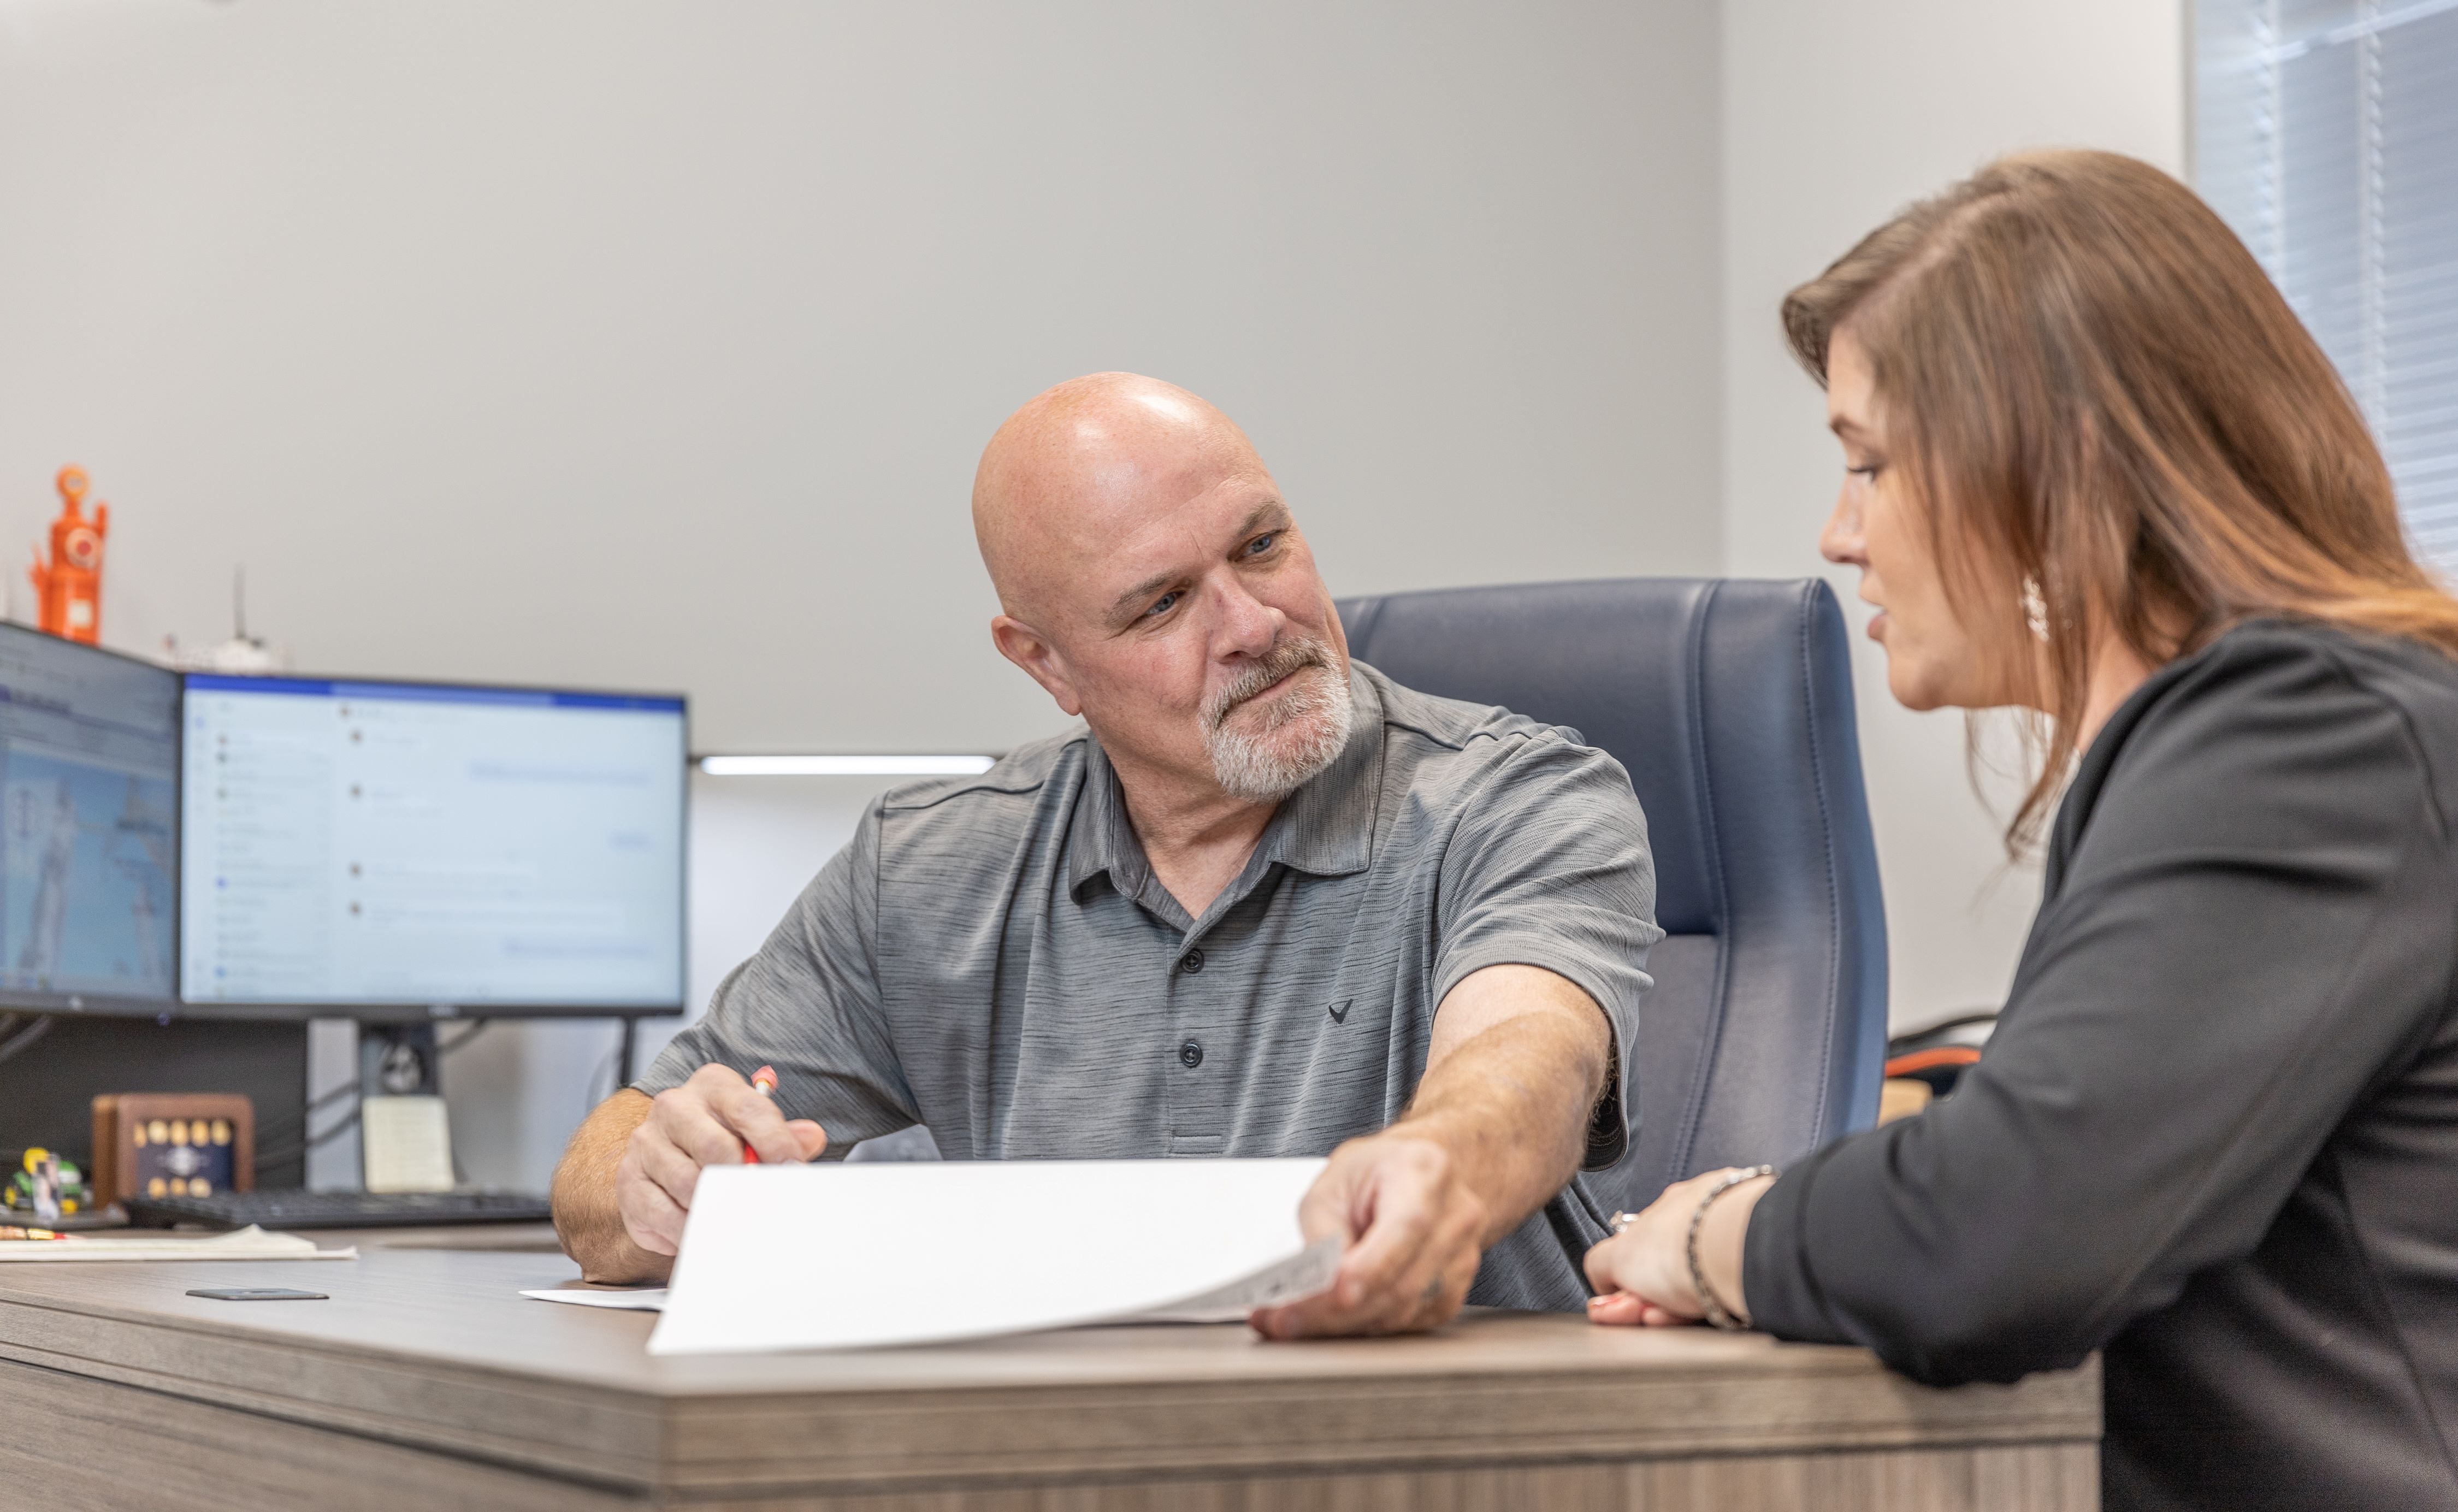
left=0, top=622, right=185, bottom=1017
left=173, top=668, right=690, bottom=1023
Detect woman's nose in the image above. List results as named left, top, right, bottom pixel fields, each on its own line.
left=1819, top=490, right=1866, bottom=567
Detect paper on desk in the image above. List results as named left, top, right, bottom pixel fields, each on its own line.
left=642, top=1157, right=1337, bottom=1355
left=0, top=1225, right=353, bottom=1262
left=1124, top=1235, right=1341, bottom=1323
left=523, top=1286, right=668, bottom=1310
left=527, top=1233, right=1343, bottom=1321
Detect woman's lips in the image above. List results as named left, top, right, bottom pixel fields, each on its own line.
left=1868, top=610, right=1888, bottom=641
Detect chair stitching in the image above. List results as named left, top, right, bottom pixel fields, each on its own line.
left=1795, top=581, right=1846, bottom=1152
left=1670, top=580, right=1735, bottom=1186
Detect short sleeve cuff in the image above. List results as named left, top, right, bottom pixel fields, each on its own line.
left=1434, top=940, right=1645, bottom=1170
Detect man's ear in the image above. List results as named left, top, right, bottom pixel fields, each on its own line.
left=989, top=615, right=1084, bottom=717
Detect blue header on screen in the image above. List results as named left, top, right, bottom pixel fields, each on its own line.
left=184, top=674, right=684, bottom=713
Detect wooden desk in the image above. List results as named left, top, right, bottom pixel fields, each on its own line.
left=0, top=1226, right=2099, bottom=1510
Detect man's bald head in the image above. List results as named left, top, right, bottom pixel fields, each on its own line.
left=972, top=373, right=1272, bottom=623
left=970, top=373, right=1352, bottom=813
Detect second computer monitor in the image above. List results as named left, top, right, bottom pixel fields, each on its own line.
left=0, top=622, right=180, bottom=1011
left=180, top=675, right=686, bottom=1013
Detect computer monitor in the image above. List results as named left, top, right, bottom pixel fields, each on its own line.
left=180, top=674, right=687, bottom=1018
left=0, top=623, right=181, bottom=1012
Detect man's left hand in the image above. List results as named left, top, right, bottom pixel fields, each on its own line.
left=1248, top=1130, right=1487, bottom=1339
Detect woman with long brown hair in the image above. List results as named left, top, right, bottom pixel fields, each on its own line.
left=1582, top=150, right=2458, bottom=1511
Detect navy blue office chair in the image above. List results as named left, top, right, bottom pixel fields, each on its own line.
left=1337, top=577, right=1888, bottom=1214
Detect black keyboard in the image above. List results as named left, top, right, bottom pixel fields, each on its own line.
left=122, top=1189, right=554, bottom=1231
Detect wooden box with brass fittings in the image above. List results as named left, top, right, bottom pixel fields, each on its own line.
left=90, top=1094, right=254, bottom=1203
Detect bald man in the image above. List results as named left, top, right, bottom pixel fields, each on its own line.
left=553, top=374, right=1661, bottom=1335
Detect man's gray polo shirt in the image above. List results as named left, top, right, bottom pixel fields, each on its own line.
left=640, top=662, right=1661, bottom=1310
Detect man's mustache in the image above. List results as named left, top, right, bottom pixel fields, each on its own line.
left=1204, top=641, right=1332, bottom=730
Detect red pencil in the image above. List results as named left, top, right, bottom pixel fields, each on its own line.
left=742, top=1065, right=778, bottom=1164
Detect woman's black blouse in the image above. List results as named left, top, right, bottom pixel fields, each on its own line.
left=1742, top=619, right=2458, bottom=1512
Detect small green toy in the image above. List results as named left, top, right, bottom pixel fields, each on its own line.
left=7, top=1148, right=93, bottom=1220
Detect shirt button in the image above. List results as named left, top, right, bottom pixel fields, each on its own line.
left=1179, top=1040, right=1204, bottom=1068
left=1179, top=948, right=1206, bottom=974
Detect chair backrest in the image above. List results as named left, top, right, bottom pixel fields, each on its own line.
left=1336, top=577, right=1888, bottom=1212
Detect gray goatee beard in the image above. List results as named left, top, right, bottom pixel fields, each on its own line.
left=1202, top=637, right=1355, bottom=804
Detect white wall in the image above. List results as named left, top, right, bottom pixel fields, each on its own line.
left=0, top=0, right=1723, bottom=758
left=1720, top=0, right=2188, bottom=1031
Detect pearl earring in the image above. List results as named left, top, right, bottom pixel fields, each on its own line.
left=2020, top=577, right=2050, bottom=642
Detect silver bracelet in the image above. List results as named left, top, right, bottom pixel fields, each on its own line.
left=1686, top=1165, right=1776, bottom=1331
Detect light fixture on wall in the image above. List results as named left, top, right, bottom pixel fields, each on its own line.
left=696, top=754, right=998, bottom=777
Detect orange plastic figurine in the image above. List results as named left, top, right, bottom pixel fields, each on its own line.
left=29, top=465, right=107, bottom=643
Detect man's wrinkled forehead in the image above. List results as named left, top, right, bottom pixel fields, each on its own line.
left=988, top=433, right=1268, bottom=597
left=977, top=385, right=1275, bottom=616
left=1063, top=441, right=1275, bottom=546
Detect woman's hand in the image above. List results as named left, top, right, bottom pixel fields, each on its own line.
left=1583, top=1167, right=1774, bottom=1328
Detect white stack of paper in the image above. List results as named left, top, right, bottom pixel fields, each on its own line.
left=629, top=1157, right=1337, bottom=1355
left=0, top=1226, right=352, bottom=1263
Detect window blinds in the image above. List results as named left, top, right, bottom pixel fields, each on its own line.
left=2196, top=0, right=2458, bottom=576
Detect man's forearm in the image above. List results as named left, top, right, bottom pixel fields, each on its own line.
left=551, top=1089, right=673, bottom=1284
left=1395, top=971, right=1611, bottom=1247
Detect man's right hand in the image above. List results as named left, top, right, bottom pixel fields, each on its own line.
left=553, top=1066, right=828, bottom=1283
left=619, top=1064, right=830, bottom=1256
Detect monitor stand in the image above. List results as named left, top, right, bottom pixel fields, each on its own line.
left=361, top=1023, right=441, bottom=1098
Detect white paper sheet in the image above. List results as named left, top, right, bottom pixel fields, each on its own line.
left=527, top=1234, right=1342, bottom=1323
left=523, top=1286, right=669, bottom=1310
left=642, top=1157, right=1336, bottom=1355
left=0, top=1225, right=353, bottom=1263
